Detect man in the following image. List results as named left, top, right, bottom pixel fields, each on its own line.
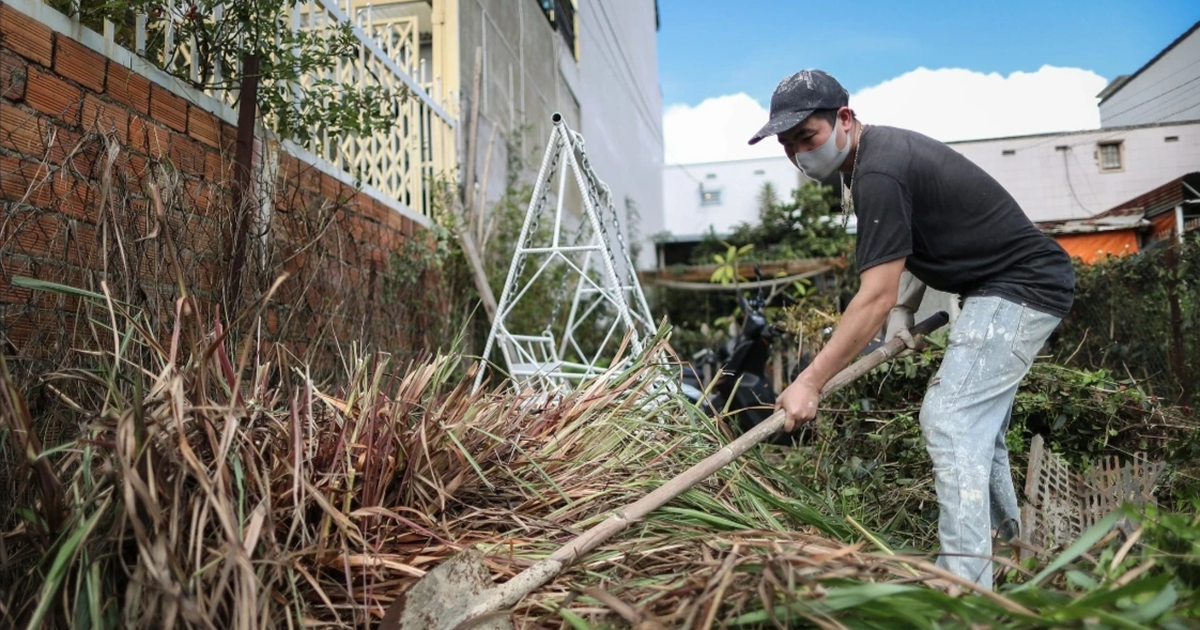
left=749, top=70, right=1074, bottom=590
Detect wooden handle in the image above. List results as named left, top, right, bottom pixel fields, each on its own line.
left=472, top=312, right=952, bottom=615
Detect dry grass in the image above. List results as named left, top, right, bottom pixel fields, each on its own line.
left=1, top=129, right=1196, bottom=629
left=1, top=279, right=1197, bottom=629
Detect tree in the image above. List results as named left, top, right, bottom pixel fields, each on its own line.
left=58, top=0, right=402, bottom=142
left=692, top=180, right=854, bottom=264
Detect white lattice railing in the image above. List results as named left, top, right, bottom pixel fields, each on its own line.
left=40, top=0, right=456, bottom=220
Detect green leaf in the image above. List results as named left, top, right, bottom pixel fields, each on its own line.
left=23, top=499, right=109, bottom=630
left=1017, top=509, right=1121, bottom=590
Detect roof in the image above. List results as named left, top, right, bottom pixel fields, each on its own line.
left=945, top=118, right=1200, bottom=146
left=1096, top=75, right=1131, bottom=101
left=1036, top=214, right=1150, bottom=236
left=1096, top=172, right=1200, bottom=218
left=1099, top=20, right=1200, bottom=105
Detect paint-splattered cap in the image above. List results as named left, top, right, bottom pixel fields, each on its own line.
left=747, top=69, right=849, bottom=145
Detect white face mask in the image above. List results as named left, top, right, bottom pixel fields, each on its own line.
left=791, top=118, right=851, bottom=182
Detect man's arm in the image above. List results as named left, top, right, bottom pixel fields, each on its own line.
left=777, top=257, right=906, bottom=430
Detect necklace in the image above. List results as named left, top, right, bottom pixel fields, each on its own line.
left=840, top=122, right=866, bottom=227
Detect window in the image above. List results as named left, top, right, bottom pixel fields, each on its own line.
left=537, top=0, right=577, bottom=59
left=1165, top=136, right=1180, bottom=142
left=753, top=169, right=766, bottom=175
left=705, top=173, right=717, bottom=179
left=1098, top=141, right=1123, bottom=172
left=1002, top=149, right=1016, bottom=156
left=700, top=188, right=722, bottom=206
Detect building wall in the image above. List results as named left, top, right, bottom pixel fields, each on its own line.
left=458, top=0, right=663, bottom=269
left=574, top=0, right=663, bottom=269
left=1, top=3, right=446, bottom=366
left=949, top=120, right=1200, bottom=222
left=1100, top=24, right=1200, bottom=128
left=662, top=156, right=801, bottom=241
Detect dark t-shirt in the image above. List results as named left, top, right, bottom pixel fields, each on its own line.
left=851, top=125, right=1075, bottom=317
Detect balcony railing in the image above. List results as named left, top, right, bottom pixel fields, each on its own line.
left=34, top=0, right=456, bottom=219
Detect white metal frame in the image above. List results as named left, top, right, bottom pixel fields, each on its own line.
left=475, top=114, right=657, bottom=392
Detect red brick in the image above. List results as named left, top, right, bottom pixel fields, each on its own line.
left=401, top=216, right=415, bottom=238
left=0, top=101, right=48, bottom=157
left=366, top=245, right=388, bottom=267
left=52, top=172, right=93, bottom=220
left=81, top=95, right=129, bottom=145
left=186, top=105, right=219, bottom=148
left=150, top=84, right=186, bottom=132
left=123, top=152, right=149, bottom=178
left=0, top=4, right=53, bottom=67
left=1, top=51, right=27, bottom=101
left=317, top=173, right=340, bottom=204
left=185, top=179, right=217, bottom=218
left=204, top=149, right=232, bottom=184
left=264, top=308, right=280, bottom=335
left=0, top=206, right=67, bottom=258
left=42, top=125, right=91, bottom=172
left=53, top=36, right=106, bottom=93
left=168, top=134, right=205, bottom=176
left=218, top=121, right=238, bottom=155
left=106, top=63, right=150, bottom=115
left=356, top=195, right=384, bottom=224
left=0, top=155, right=53, bottom=207
left=129, top=115, right=169, bottom=158
left=24, top=66, right=82, bottom=126
left=66, top=220, right=100, bottom=268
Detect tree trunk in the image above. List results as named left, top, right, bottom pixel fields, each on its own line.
left=225, top=54, right=261, bottom=317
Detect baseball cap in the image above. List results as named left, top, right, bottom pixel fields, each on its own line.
left=747, top=70, right=849, bottom=145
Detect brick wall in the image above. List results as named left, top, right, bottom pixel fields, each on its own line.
left=0, top=2, right=455, bottom=371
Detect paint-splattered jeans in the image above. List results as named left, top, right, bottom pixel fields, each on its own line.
left=920, top=296, right=1061, bottom=590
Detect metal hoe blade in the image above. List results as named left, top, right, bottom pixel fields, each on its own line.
left=380, top=549, right=512, bottom=630
left=383, top=313, right=951, bottom=630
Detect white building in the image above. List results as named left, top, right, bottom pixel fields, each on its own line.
left=948, top=120, right=1200, bottom=222
left=660, top=156, right=800, bottom=254
left=457, top=0, right=663, bottom=269
left=1099, top=20, right=1200, bottom=128
left=575, top=1, right=664, bottom=269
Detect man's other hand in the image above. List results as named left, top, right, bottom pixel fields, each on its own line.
left=883, top=305, right=917, bottom=353
left=776, top=378, right=820, bottom=432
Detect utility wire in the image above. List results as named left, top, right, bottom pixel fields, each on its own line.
left=1061, top=147, right=1094, bottom=217
left=1016, top=72, right=1200, bottom=153
left=593, top=1, right=661, bottom=133
left=581, top=4, right=661, bottom=136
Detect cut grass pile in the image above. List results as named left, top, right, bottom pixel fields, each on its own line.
left=1, top=281, right=1198, bottom=629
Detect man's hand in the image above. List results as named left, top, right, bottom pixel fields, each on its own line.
left=881, top=271, right=925, bottom=356
left=883, top=305, right=916, bottom=352
left=776, top=378, right=821, bottom=432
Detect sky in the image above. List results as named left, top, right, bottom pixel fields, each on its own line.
left=657, top=0, right=1200, bottom=164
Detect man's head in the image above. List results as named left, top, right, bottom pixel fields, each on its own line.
left=749, top=70, right=856, bottom=180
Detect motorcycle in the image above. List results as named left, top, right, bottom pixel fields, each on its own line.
left=682, top=266, right=812, bottom=446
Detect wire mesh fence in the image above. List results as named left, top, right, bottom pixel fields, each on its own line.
left=0, top=119, right=466, bottom=525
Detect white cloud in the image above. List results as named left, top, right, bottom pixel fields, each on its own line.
left=662, top=93, right=782, bottom=164
left=663, top=66, right=1108, bottom=164
left=851, top=66, right=1108, bottom=142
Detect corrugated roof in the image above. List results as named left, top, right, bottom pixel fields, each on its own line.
left=1099, top=20, right=1200, bottom=105
left=1096, top=172, right=1200, bottom=218
left=1036, top=214, right=1150, bottom=236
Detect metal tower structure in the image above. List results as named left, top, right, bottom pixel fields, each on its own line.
left=474, top=113, right=657, bottom=392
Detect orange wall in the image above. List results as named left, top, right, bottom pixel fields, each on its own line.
left=1054, top=231, right=1140, bottom=263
